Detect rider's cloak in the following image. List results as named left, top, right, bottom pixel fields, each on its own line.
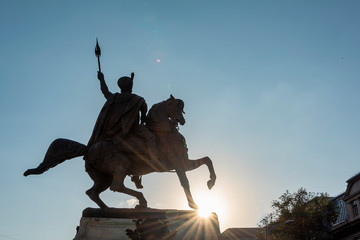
left=87, top=92, right=145, bottom=147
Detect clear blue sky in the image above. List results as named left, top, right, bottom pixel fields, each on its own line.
left=1, top=1, right=360, bottom=239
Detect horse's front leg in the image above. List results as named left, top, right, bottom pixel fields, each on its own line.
left=176, top=169, right=198, bottom=210
left=183, top=156, right=217, bottom=190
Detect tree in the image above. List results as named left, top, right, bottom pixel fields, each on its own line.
left=258, top=188, right=336, bottom=240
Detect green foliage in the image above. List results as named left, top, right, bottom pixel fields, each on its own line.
left=258, top=188, right=336, bottom=240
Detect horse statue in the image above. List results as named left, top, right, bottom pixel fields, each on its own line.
left=24, top=95, right=216, bottom=210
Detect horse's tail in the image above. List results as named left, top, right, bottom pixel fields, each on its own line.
left=23, top=138, right=87, bottom=176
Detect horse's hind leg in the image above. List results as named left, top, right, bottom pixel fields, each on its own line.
left=105, top=154, right=148, bottom=208
left=86, top=163, right=112, bottom=209
left=110, top=172, right=148, bottom=208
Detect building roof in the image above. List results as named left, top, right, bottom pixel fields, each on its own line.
left=346, top=172, right=360, bottom=184
left=221, top=228, right=260, bottom=240
left=345, top=172, right=360, bottom=199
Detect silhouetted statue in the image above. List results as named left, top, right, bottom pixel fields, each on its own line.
left=23, top=41, right=216, bottom=210
left=90, top=71, right=162, bottom=188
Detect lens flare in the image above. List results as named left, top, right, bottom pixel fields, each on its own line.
left=195, top=192, right=225, bottom=219
left=198, top=207, right=212, bottom=218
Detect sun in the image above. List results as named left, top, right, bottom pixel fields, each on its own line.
left=195, top=192, right=225, bottom=219
left=198, top=205, right=213, bottom=218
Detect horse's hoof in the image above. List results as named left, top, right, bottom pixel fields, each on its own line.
left=135, top=204, right=148, bottom=209
left=207, top=179, right=215, bottom=190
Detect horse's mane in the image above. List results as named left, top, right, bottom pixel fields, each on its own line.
left=147, top=101, right=166, bottom=122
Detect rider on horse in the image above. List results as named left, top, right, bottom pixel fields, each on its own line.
left=88, top=71, right=163, bottom=188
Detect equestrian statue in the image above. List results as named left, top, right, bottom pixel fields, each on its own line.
left=23, top=40, right=216, bottom=210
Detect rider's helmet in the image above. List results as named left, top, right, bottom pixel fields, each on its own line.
left=118, top=73, right=134, bottom=93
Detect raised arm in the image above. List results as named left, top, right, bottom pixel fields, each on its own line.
left=97, top=71, right=112, bottom=99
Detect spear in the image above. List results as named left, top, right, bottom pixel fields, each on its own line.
left=95, top=38, right=101, bottom=72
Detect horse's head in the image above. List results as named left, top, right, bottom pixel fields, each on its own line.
left=166, top=94, right=186, bottom=126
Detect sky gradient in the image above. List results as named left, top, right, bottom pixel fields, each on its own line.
left=1, top=1, right=360, bottom=239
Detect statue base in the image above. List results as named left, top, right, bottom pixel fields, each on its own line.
left=73, top=208, right=221, bottom=240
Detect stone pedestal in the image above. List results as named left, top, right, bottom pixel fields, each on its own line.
left=74, top=208, right=221, bottom=240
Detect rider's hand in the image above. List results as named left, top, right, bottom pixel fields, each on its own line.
left=97, top=71, right=104, bottom=81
